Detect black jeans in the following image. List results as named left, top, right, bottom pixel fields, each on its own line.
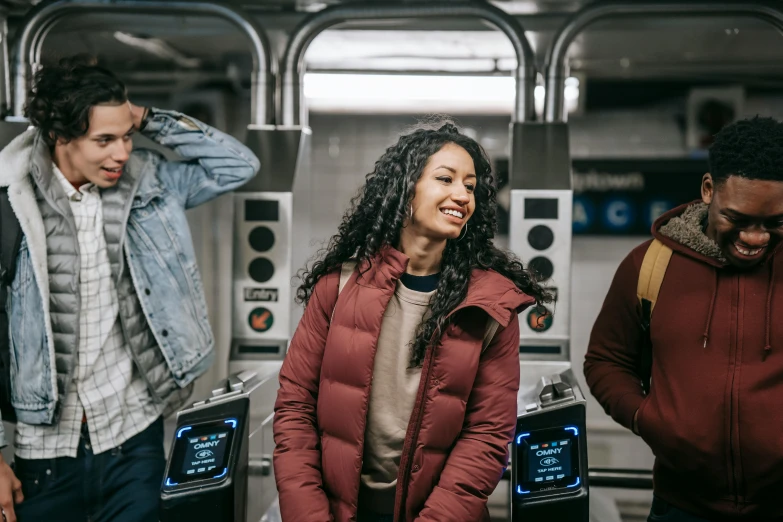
left=648, top=496, right=714, bottom=522
left=14, top=417, right=165, bottom=522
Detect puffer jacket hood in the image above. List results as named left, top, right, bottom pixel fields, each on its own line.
left=357, top=246, right=532, bottom=324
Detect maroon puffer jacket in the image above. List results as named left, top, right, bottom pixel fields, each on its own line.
left=273, top=247, right=534, bottom=522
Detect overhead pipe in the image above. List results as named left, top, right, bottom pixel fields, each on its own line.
left=280, top=1, right=537, bottom=127
left=12, top=0, right=274, bottom=126
left=545, top=0, right=783, bottom=122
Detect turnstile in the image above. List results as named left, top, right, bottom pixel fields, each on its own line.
left=160, top=370, right=279, bottom=522
left=512, top=370, right=589, bottom=522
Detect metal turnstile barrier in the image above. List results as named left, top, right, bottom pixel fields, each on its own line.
left=512, top=370, right=589, bottom=521
left=160, top=370, right=280, bottom=522
left=587, top=469, right=653, bottom=490
left=509, top=370, right=656, bottom=521
left=503, top=467, right=653, bottom=490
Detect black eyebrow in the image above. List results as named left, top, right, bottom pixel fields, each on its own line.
left=434, top=165, right=456, bottom=173
left=434, top=166, right=477, bottom=178
left=94, top=125, right=135, bottom=140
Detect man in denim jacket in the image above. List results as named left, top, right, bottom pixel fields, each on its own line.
left=0, top=59, right=259, bottom=522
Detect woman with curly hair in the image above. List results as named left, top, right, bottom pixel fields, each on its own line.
left=273, top=122, right=551, bottom=522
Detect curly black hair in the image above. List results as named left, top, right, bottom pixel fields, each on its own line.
left=297, top=120, right=553, bottom=367
left=24, top=56, right=128, bottom=148
left=709, top=116, right=783, bottom=184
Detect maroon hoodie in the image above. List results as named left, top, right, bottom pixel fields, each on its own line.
left=585, top=201, right=783, bottom=520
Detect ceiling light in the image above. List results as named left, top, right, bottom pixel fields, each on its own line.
left=303, top=73, right=581, bottom=116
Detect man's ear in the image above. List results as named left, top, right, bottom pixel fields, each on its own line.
left=701, top=173, right=714, bottom=205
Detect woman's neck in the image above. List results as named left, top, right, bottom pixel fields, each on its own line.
left=398, top=230, right=445, bottom=276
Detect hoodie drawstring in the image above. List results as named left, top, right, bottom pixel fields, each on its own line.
left=703, top=268, right=718, bottom=349
left=702, top=262, right=776, bottom=355
left=764, top=260, right=775, bottom=358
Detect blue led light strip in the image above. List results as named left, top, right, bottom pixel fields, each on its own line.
left=225, top=418, right=238, bottom=429
left=166, top=478, right=179, bottom=487
left=516, top=485, right=530, bottom=495
left=516, top=432, right=530, bottom=445
left=213, top=467, right=228, bottom=479
left=565, top=426, right=579, bottom=436
left=568, top=476, right=581, bottom=488
left=177, top=426, right=192, bottom=438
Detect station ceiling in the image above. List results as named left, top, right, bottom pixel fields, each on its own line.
left=3, top=0, right=782, bottom=88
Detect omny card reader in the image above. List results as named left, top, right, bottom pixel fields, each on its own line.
left=160, top=370, right=263, bottom=522
left=512, top=370, right=589, bottom=522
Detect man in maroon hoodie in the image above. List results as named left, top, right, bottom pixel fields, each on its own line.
left=585, top=116, right=783, bottom=522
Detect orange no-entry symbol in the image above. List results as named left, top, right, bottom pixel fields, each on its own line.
left=249, top=307, right=274, bottom=333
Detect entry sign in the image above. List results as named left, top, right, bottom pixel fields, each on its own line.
left=248, top=307, right=274, bottom=333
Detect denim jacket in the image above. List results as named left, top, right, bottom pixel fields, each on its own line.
left=0, top=109, right=259, bottom=446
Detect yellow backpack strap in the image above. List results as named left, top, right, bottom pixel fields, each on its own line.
left=636, top=239, right=672, bottom=395
left=637, top=239, right=673, bottom=314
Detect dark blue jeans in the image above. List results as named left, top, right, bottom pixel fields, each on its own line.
left=648, top=496, right=713, bottom=522
left=14, top=417, right=165, bottom=522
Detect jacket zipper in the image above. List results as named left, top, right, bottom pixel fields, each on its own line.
left=393, top=303, right=491, bottom=521
left=393, top=335, right=437, bottom=522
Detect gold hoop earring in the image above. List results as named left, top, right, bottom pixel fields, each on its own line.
left=458, top=223, right=468, bottom=241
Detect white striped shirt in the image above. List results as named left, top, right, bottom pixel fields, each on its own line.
left=14, top=165, right=164, bottom=459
